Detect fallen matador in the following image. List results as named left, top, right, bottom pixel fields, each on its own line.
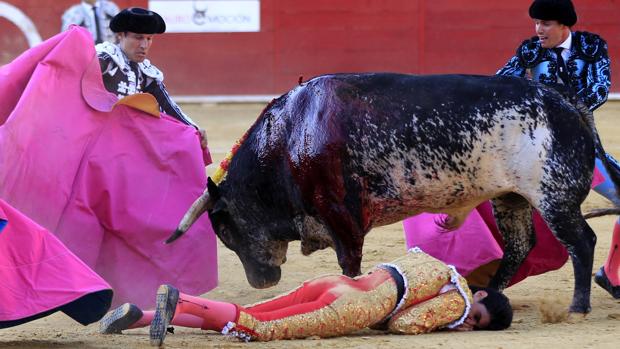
left=99, top=248, right=512, bottom=344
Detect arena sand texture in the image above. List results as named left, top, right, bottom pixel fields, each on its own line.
left=2, top=102, right=620, bottom=349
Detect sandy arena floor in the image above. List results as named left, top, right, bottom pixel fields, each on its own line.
left=2, top=102, right=620, bottom=348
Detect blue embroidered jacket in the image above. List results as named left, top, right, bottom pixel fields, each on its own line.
left=497, top=31, right=611, bottom=111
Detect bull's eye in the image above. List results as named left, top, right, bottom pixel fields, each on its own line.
left=219, top=225, right=230, bottom=239
left=209, top=203, right=242, bottom=250
left=213, top=216, right=238, bottom=250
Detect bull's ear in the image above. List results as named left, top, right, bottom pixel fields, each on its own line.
left=207, top=177, right=221, bottom=200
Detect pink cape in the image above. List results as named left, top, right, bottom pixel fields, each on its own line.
left=0, top=199, right=111, bottom=325
left=404, top=202, right=568, bottom=286
left=0, top=27, right=218, bottom=308
left=403, top=168, right=605, bottom=286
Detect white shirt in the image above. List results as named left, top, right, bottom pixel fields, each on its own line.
left=555, top=33, right=572, bottom=62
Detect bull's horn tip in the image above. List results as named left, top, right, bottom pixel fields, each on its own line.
left=165, top=229, right=185, bottom=244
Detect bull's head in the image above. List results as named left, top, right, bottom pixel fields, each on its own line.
left=167, top=178, right=288, bottom=289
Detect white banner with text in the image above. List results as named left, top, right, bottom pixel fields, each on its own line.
left=148, top=0, right=260, bottom=33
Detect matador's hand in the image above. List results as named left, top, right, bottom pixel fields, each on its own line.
left=452, top=321, right=474, bottom=331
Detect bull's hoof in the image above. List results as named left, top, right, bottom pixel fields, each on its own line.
left=594, top=267, right=620, bottom=299
left=568, top=303, right=591, bottom=315
left=566, top=312, right=587, bottom=324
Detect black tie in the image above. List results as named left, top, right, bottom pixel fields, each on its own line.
left=92, top=5, right=103, bottom=44
left=553, top=47, right=570, bottom=85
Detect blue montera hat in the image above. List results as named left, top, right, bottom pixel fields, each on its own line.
left=529, top=0, right=577, bottom=27
left=110, top=7, right=166, bottom=34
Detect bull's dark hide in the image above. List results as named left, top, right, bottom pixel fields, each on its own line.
left=175, top=73, right=616, bottom=314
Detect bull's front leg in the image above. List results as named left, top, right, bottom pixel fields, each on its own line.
left=312, top=204, right=365, bottom=277
left=299, top=161, right=366, bottom=276
left=334, top=233, right=364, bottom=277
left=489, top=194, right=536, bottom=290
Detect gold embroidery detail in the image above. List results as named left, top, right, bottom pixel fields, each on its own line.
left=388, top=289, right=467, bottom=334
left=385, top=252, right=454, bottom=309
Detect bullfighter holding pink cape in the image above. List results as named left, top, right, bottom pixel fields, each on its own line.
left=0, top=27, right=218, bottom=309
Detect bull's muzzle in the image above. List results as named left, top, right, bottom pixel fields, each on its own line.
left=243, top=262, right=282, bottom=289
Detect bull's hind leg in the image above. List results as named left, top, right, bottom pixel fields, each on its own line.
left=537, top=204, right=596, bottom=313
left=489, top=193, right=536, bottom=290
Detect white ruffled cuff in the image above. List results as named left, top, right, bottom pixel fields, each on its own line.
left=221, top=321, right=252, bottom=342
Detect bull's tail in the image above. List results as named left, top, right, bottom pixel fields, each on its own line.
left=578, top=102, right=620, bottom=206
left=166, top=189, right=211, bottom=244
left=583, top=207, right=620, bottom=219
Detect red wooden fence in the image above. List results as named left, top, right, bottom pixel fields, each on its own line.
left=1, top=0, right=618, bottom=95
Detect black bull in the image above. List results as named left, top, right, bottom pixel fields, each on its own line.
left=169, top=73, right=618, bottom=313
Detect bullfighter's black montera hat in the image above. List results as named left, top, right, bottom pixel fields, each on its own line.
left=529, top=0, right=577, bottom=27
left=110, top=7, right=166, bottom=34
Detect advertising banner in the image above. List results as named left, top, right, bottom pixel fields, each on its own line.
left=149, top=0, right=260, bottom=33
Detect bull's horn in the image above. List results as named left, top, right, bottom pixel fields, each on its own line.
left=583, top=207, right=620, bottom=220
left=166, top=190, right=211, bottom=244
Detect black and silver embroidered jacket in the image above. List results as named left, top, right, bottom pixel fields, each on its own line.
left=96, top=42, right=197, bottom=127
left=497, top=31, right=611, bottom=111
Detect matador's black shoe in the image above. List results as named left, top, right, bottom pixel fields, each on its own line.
left=594, top=266, right=620, bottom=299
left=99, top=303, right=143, bottom=334
left=150, top=284, right=179, bottom=347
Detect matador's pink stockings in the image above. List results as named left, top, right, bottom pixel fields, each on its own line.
left=128, top=294, right=236, bottom=331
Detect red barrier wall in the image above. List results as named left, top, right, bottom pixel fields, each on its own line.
left=1, top=0, right=618, bottom=95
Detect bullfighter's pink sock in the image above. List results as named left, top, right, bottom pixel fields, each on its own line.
left=128, top=311, right=205, bottom=329
left=174, top=293, right=237, bottom=331
left=604, top=221, right=620, bottom=285
left=129, top=311, right=153, bottom=328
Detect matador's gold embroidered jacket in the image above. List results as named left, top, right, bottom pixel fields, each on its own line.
left=380, top=247, right=473, bottom=335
